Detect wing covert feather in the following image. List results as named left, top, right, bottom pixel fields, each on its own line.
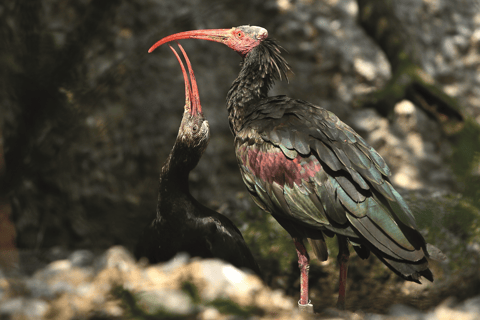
left=237, top=96, right=433, bottom=270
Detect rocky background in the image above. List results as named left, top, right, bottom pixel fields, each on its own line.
left=0, top=0, right=480, bottom=319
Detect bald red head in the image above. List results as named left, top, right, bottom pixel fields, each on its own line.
left=150, top=26, right=268, bottom=57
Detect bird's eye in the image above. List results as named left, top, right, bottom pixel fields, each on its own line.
left=192, top=124, right=198, bottom=132
left=237, top=31, right=243, bottom=38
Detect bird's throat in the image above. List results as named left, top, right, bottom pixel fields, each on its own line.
left=226, top=81, right=266, bottom=135
left=226, top=39, right=289, bottom=135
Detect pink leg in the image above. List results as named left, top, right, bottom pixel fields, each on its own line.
left=293, top=238, right=310, bottom=306
left=336, top=235, right=350, bottom=310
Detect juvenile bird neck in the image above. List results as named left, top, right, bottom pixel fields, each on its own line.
left=226, top=38, right=289, bottom=135
left=157, top=140, right=199, bottom=208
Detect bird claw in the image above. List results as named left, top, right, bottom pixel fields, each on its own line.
left=298, top=300, right=314, bottom=313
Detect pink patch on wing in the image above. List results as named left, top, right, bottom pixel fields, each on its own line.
left=240, top=146, right=322, bottom=186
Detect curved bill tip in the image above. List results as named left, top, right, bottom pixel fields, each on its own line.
left=149, top=33, right=186, bottom=53
left=168, top=42, right=201, bottom=115
left=148, top=29, right=232, bottom=53
left=168, top=44, right=191, bottom=112
left=177, top=43, right=201, bottom=115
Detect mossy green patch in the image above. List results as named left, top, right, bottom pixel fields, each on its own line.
left=181, top=280, right=201, bottom=305
left=207, top=298, right=263, bottom=317
left=406, top=189, right=480, bottom=272
left=238, top=206, right=296, bottom=273
left=450, top=119, right=480, bottom=183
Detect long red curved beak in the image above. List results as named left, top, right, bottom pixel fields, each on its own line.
left=150, top=29, right=231, bottom=53
left=168, top=43, right=202, bottom=116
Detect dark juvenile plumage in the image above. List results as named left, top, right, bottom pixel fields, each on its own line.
left=149, top=26, right=445, bottom=310
left=135, top=44, right=260, bottom=276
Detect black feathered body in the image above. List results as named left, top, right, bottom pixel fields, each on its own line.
left=136, top=191, right=260, bottom=273
left=227, top=38, right=438, bottom=282
left=135, top=110, right=260, bottom=275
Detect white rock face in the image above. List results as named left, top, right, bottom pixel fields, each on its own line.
left=350, top=100, right=453, bottom=191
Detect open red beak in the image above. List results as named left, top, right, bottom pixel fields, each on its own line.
left=150, top=29, right=231, bottom=53
left=168, top=43, right=202, bottom=116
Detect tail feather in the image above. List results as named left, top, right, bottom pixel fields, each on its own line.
left=368, top=245, right=434, bottom=283
left=349, top=240, right=370, bottom=259
left=308, top=237, right=328, bottom=261
left=347, top=214, right=425, bottom=261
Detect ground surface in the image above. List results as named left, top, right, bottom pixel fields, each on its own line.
left=1, top=0, right=480, bottom=318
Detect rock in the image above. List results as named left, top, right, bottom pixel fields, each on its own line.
left=0, top=297, right=48, bottom=319
left=95, top=245, right=137, bottom=272
left=199, top=306, right=221, bottom=320
left=463, top=296, right=480, bottom=313
left=196, top=260, right=264, bottom=304
left=432, top=298, right=480, bottom=320
left=354, top=58, right=377, bottom=81
left=389, top=304, right=423, bottom=319
left=392, top=0, right=480, bottom=123
left=27, top=258, right=93, bottom=299
left=442, top=37, right=458, bottom=60
left=68, top=249, right=94, bottom=267
left=136, top=288, right=195, bottom=315
left=349, top=101, right=454, bottom=191
left=0, top=247, right=308, bottom=319
left=1, top=246, right=480, bottom=319
left=159, top=252, right=190, bottom=274
left=394, top=100, right=417, bottom=134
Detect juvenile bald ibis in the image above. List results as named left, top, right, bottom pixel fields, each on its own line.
left=135, top=43, right=260, bottom=276
left=149, top=26, right=445, bottom=310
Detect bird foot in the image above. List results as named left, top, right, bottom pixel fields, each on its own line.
left=298, top=300, right=314, bottom=313
left=336, top=300, right=346, bottom=310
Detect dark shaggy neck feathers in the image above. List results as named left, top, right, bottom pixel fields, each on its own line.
left=157, top=133, right=206, bottom=213
left=227, top=38, right=290, bottom=134
left=160, top=144, right=196, bottom=192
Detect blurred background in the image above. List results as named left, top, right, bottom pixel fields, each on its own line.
left=1, top=0, right=480, bottom=314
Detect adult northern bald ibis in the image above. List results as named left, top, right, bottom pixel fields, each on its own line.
left=135, top=43, right=260, bottom=276
left=148, top=26, right=445, bottom=310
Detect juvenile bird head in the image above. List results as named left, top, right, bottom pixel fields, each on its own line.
left=169, top=43, right=210, bottom=154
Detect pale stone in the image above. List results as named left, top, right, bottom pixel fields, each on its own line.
left=354, top=58, right=377, bottom=81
